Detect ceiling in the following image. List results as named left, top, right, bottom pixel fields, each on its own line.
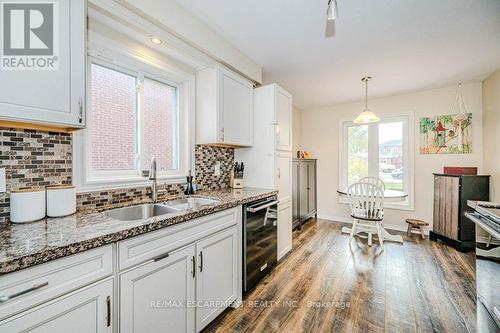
left=174, top=0, right=500, bottom=109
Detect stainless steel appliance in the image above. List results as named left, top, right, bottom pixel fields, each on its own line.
left=243, top=196, right=279, bottom=292
left=466, top=201, right=500, bottom=332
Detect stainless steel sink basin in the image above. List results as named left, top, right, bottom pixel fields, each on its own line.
left=105, top=204, right=181, bottom=221
left=163, top=197, right=219, bottom=211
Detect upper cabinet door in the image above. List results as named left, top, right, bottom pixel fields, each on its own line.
left=218, top=66, right=253, bottom=146
left=196, top=65, right=253, bottom=147
left=0, top=0, right=86, bottom=128
left=275, top=86, right=292, bottom=151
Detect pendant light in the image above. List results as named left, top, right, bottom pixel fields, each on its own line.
left=453, top=83, right=469, bottom=125
left=354, top=76, right=380, bottom=124
left=327, top=0, right=338, bottom=21
left=452, top=83, right=470, bottom=152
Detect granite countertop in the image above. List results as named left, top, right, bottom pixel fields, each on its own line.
left=0, top=187, right=278, bottom=276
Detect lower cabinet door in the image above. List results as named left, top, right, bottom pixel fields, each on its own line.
left=307, top=161, right=317, bottom=216
left=120, top=245, right=196, bottom=333
left=0, top=278, right=113, bottom=333
left=196, top=226, right=238, bottom=332
left=277, top=200, right=293, bottom=261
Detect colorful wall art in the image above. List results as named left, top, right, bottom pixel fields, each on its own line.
left=419, top=113, right=472, bottom=154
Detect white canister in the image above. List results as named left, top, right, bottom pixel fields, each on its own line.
left=46, top=185, right=76, bottom=217
left=10, top=188, right=46, bottom=223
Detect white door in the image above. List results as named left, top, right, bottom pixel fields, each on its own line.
left=120, top=245, right=196, bottom=333
left=196, top=226, right=238, bottom=332
left=276, top=151, right=292, bottom=203
left=0, top=278, right=113, bottom=333
left=277, top=200, right=293, bottom=261
left=275, top=86, right=292, bottom=151
left=0, top=0, right=86, bottom=127
left=219, top=67, right=253, bottom=146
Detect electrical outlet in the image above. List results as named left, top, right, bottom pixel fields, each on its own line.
left=214, top=161, right=221, bottom=176
left=0, top=168, right=5, bottom=193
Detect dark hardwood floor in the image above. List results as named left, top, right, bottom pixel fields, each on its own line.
left=203, top=219, right=477, bottom=333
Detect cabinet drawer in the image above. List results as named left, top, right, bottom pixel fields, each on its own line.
left=118, top=208, right=240, bottom=271
left=0, top=278, right=113, bottom=333
left=0, top=245, right=112, bottom=321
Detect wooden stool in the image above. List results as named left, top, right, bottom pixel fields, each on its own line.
left=405, top=219, right=429, bottom=239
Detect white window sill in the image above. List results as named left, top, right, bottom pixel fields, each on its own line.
left=76, top=176, right=186, bottom=194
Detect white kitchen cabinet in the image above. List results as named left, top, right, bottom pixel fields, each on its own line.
left=277, top=200, right=293, bottom=261
left=0, top=278, right=113, bottom=333
left=196, top=64, right=254, bottom=146
left=119, top=244, right=196, bottom=333
left=195, top=226, right=238, bottom=332
left=0, top=0, right=86, bottom=129
left=276, top=86, right=293, bottom=151
left=276, top=151, right=293, bottom=203
left=235, top=83, right=294, bottom=259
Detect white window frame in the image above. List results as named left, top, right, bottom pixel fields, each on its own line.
left=338, top=112, right=415, bottom=210
left=73, top=40, right=195, bottom=192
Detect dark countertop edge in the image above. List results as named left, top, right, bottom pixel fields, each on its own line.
left=0, top=190, right=278, bottom=276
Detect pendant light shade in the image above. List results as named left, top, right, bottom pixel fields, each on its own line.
left=354, top=109, right=381, bottom=124
left=327, top=0, right=338, bottom=20
left=354, top=76, right=380, bottom=124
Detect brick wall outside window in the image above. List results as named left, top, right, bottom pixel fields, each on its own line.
left=141, top=78, right=175, bottom=171
left=90, top=64, right=137, bottom=171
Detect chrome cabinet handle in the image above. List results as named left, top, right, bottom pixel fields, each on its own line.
left=246, top=200, right=279, bottom=213
left=0, top=282, right=49, bottom=303
left=199, top=251, right=203, bottom=272
left=78, top=98, right=83, bottom=123
left=191, top=256, right=196, bottom=278
left=153, top=243, right=192, bottom=262
left=220, top=128, right=225, bottom=142
left=106, top=296, right=111, bottom=327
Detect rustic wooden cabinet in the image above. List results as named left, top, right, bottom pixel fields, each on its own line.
left=431, top=174, right=490, bottom=251
left=292, top=159, right=317, bottom=230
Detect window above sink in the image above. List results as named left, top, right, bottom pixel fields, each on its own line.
left=73, top=30, right=195, bottom=193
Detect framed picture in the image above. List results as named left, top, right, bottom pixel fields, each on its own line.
left=420, top=113, right=472, bottom=154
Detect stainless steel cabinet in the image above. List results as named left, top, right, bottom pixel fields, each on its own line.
left=292, top=159, right=317, bottom=229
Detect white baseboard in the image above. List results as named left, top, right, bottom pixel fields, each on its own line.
left=317, top=214, right=429, bottom=235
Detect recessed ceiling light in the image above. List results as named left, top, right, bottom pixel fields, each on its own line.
left=149, top=37, right=163, bottom=45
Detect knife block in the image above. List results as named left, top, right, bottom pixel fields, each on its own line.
left=230, top=173, right=244, bottom=189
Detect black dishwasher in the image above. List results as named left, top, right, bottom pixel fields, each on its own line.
left=243, top=196, right=279, bottom=292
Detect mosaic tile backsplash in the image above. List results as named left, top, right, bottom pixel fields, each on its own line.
left=195, top=144, right=234, bottom=191
left=0, top=127, right=234, bottom=222
left=0, top=128, right=73, bottom=222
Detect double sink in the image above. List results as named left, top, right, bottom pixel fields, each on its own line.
left=105, top=197, right=219, bottom=221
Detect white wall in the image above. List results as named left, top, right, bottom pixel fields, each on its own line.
left=301, top=82, right=484, bottom=231
left=483, top=68, right=500, bottom=201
